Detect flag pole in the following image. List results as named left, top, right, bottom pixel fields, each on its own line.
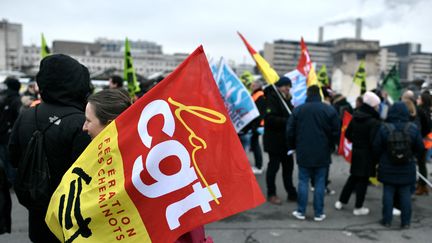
left=417, top=171, right=432, bottom=188
left=271, top=84, right=292, bottom=114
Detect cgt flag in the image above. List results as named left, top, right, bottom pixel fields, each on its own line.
left=124, top=37, right=141, bottom=98
left=338, top=111, right=353, bottom=163
left=45, top=46, right=265, bottom=243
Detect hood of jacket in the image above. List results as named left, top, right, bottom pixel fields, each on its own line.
left=36, top=54, right=91, bottom=111
left=353, top=104, right=380, bottom=121
left=386, top=102, right=410, bottom=123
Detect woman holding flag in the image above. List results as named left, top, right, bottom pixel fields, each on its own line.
left=82, top=88, right=212, bottom=243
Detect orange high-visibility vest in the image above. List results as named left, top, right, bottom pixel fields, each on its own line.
left=251, top=90, right=265, bottom=126
left=424, top=132, right=432, bottom=149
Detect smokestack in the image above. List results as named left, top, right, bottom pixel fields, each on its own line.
left=355, top=18, right=362, bottom=39
left=318, top=26, right=324, bottom=43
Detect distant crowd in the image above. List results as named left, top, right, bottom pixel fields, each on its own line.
left=238, top=73, right=431, bottom=228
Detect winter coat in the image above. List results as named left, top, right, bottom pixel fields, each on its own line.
left=373, top=102, right=425, bottom=185
left=263, top=85, right=293, bottom=154
left=286, top=94, right=340, bottom=168
left=9, top=103, right=91, bottom=189
left=0, top=89, right=22, bottom=144
left=417, top=105, right=431, bottom=137
left=345, top=104, right=381, bottom=177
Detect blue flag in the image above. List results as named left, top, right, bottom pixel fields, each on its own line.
left=286, top=69, right=307, bottom=107
left=215, top=58, right=259, bottom=132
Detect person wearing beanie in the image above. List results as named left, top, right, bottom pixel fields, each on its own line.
left=263, top=76, right=297, bottom=205
left=331, top=93, right=353, bottom=120
left=8, top=54, right=92, bottom=242
left=334, top=91, right=381, bottom=216
left=287, top=85, right=340, bottom=221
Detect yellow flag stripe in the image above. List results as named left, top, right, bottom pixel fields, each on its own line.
left=46, top=122, right=150, bottom=242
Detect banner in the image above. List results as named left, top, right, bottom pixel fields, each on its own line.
left=237, top=32, right=279, bottom=84
left=124, top=37, right=141, bottom=98
left=45, top=46, right=265, bottom=243
left=338, top=111, right=353, bottom=163
left=285, top=69, right=307, bottom=107
left=215, top=58, right=259, bottom=132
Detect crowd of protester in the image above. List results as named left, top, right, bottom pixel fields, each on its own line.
left=0, top=53, right=431, bottom=242
left=239, top=74, right=431, bottom=228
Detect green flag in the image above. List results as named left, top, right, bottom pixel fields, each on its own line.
left=124, top=38, right=141, bottom=98
left=317, top=64, right=329, bottom=87
left=41, top=33, right=50, bottom=59
left=382, top=64, right=401, bottom=102
left=353, top=60, right=366, bottom=95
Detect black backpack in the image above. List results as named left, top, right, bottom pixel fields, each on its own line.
left=14, top=106, right=80, bottom=210
left=384, top=123, right=413, bottom=165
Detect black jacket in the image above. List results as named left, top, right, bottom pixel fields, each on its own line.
left=8, top=103, right=91, bottom=190
left=0, top=89, right=22, bottom=144
left=263, top=85, right=293, bottom=154
left=345, top=104, right=381, bottom=177
left=286, top=95, right=340, bottom=168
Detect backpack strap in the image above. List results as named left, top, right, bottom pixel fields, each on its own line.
left=34, top=105, right=83, bottom=133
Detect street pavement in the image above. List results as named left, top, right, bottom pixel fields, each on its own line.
left=1, top=150, right=432, bottom=243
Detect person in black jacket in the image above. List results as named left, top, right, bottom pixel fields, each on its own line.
left=334, top=91, right=381, bottom=215
left=415, top=92, right=431, bottom=195
left=8, top=54, right=92, bottom=243
left=0, top=77, right=22, bottom=234
left=263, top=76, right=297, bottom=205
left=373, top=102, right=425, bottom=228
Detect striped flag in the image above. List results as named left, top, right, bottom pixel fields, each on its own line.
left=237, top=32, right=279, bottom=84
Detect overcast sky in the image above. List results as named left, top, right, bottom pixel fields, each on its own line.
left=2, top=0, right=431, bottom=64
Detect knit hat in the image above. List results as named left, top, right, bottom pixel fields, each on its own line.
left=363, top=91, right=381, bottom=108
left=275, top=76, right=292, bottom=87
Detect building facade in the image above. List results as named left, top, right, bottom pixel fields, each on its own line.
left=21, top=39, right=188, bottom=78
left=0, top=19, right=22, bottom=71
left=263, top=40, right=333, bottom=76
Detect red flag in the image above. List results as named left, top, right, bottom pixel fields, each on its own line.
left=116, top=46, right=265, bottom=242
left=338, top=111, right=353, bottom=163
left=296, top=37, right=312, bottom=77
left=46, top=46, right=265, bottom=243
